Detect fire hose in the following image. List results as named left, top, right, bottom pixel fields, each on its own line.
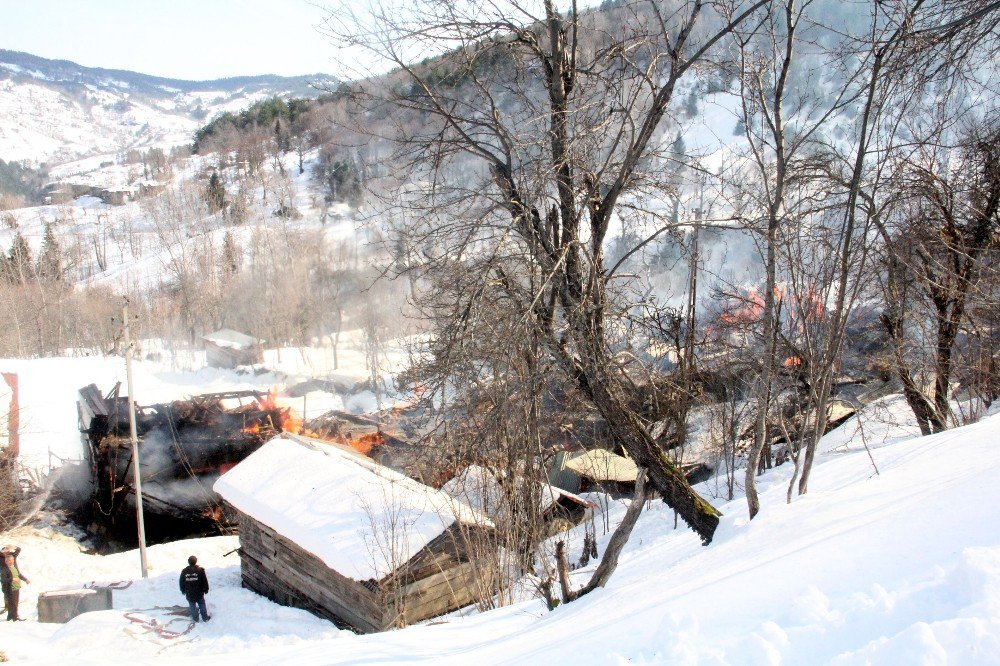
left=123, top=606, right=196, bottom=640
left=83, top=580, right=133, bottom=590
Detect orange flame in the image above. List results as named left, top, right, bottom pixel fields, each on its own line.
left=238, top=388, right=305, bottom=436
left=347, top=432, right=384, bottom=455
left=239, top=387, right=390, bottom=457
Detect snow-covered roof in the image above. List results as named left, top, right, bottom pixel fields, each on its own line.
left=202, top=328, right=260, bottom=349
left=442, top=464, right=592, bottom=520
left=213, top=434, right=493, bottom=582
left=561, top=449, right=639, bottom=482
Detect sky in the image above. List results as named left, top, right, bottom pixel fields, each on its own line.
left=1, top=0, right=350, bottom=81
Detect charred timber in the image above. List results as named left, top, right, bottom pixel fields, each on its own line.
left=78, top=384, right=287, bottom=546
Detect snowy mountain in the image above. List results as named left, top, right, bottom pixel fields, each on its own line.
left=0, top=49, right=333, bottom=166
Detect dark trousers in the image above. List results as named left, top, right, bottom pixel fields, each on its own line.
left=4, top=588, right=18, bottom=620
left=187, top=595, right=208, bottom=622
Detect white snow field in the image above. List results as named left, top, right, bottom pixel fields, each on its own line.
left=0, top=381, right=997, bottom=664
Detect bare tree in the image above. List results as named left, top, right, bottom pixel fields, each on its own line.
left=727, top=0, right=803, bottom=519
left=323, top=0, right=782, bottom=547
left=725, top=0, right=876, bottom=513
left=880, top=118, right=1000, bottom=433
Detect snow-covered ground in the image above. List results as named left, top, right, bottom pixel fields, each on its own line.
left=1, top=382, right=997, bottom=664
left=0, top=333, right=417, bottom=474
left=0, top=533, right=341, bottom=661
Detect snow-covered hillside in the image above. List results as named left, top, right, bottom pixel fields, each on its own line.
left=0, top=147, right=353, bottom=295
left=1, top=381, right=997, bottom=664
left=0, top=49, right=329, bottom=167
left=0, top=76, right=192, bottom=166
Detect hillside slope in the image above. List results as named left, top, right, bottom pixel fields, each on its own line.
left=0, top=49, right=331, bottom=166
left=2, top=399, right=997, bottom=664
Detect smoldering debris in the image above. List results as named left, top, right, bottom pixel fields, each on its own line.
left=304, top=408, right=423, bottom=477
left=77, top=383, right=296, bottom=547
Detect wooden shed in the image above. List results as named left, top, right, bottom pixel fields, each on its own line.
left=202, top=329, right=264, bottom=369
left=549, top=448, right=641, bottom=495
left=214, top=434, right=497, bottom=633
left=442, top=464, right=594, bottom=537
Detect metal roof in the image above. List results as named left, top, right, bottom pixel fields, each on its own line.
left=560, top=448, right=639, bottom=482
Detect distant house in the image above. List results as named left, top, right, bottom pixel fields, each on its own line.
left=549, top=448, right=640, bottom=495
left=202, top=329, right=263, bottom=368
left=97, top=188, right=132, bottom=206
left=43, top=183, right=76, bottom=205
left=137, top=180, right=166, bottom=199
left=442, top=464, right=594, bottom=537
left=214, top=434, right=497, bottom=633
left=549, top=448, right=712, bottom=494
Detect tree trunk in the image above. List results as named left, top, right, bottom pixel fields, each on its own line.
left=746, top=239, right=778, bottom=519
left=557, top=470, right=650, bottom=602
left=931, top=319, right=958, bottom=431
left=570, top=359, right=721, bottom=543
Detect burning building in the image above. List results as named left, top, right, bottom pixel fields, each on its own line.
left=303, top=409, right=421, bottom=474
left=77, top=383, right=301, bottom=545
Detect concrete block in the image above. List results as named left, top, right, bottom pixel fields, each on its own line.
left=37, top=587, right=113, bottom=623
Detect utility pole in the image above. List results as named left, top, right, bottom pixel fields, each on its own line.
left=123, top=298, right=149, bottom=578
left=684, top=181, right=706, bottom=376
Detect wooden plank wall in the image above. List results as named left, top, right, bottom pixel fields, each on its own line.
left=237, top=513, right=386, bottom=632
left=236, top=511, right=499, bottom=632
left=396, top=559, right=487, bottom=625
left=388, top=523, right=499, bottom=627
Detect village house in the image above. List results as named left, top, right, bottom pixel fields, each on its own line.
left=76, top=384, right=289, bottom=543
left=548, top=448, right=641, bottom=495
left=214, top=434, right=498, bottom=633
left=96, top=187, right=133, bottom=205
left=202, top=328, right=264, bottom=369
left=549, top=447, right=713, bottom=494
left=442, top=464, right=594, bottom=537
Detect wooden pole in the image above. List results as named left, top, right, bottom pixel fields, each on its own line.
left=123, top=298, right=149, bottom=578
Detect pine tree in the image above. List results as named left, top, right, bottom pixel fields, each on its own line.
left=37, top=221, right=63, bottom=282
left=220, top=230, right=242, bottom=279
left=206, top=171, right=227, bottom=216
left=9, top=231, right=35, bottom=283
left=275, top=118, right=290, bottom=153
